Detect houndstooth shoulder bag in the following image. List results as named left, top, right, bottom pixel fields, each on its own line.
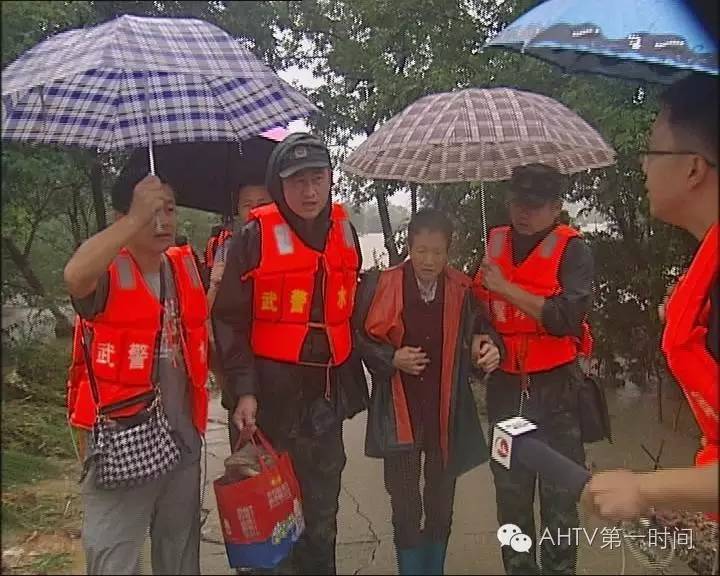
left=80, top=261, right=180, bottom=489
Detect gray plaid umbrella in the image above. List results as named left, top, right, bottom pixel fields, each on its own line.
left=1, top=15, right=315, bottom=166
left=342, top=87, right=615, bottom=184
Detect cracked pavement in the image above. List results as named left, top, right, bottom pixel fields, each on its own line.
left=191, top=393, right=699, bottom=575
left=196, top=395, right=508, bottom=575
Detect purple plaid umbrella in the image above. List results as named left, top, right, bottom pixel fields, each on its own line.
left=1, top=15, right=315, bottom=204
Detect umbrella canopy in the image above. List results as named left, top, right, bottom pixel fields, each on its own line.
left=1, top=14, right=316, bottom=150
left=115, top=128, right=287, bottom=214
left=342, top=87, right=615, bottom=184
left=485, top=0, right=718, bottom=85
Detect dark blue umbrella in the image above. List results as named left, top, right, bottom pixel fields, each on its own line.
left=485, top=0, right=718, bottom=84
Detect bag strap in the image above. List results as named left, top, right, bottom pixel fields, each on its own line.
left=232, top=429, right=281, bottom=473
left=151, top=257, right=167, bottom=390
left=78, top=318, right=101, bottom=409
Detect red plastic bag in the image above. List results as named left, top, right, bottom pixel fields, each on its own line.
left=213, top=431, right=304, bottom=569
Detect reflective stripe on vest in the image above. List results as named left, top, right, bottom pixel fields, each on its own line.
left=273, top=224, right=294, bottom=255
left=183, top=254, right=202, bottom=289
left=488, top=228, right=505, bottom=259
left=115, top=255, right=136, bottom=290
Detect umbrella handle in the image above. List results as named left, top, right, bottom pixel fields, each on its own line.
left=142, top=74, right=162, bottom=235
left=148, top=142, right=156, bottom=176
left=480, top=181, right=488, bottom=256
left=147, top=144, right=163, bottom=234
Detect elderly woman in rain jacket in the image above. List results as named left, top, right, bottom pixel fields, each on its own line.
left=354, top=209, right=503, bottom=575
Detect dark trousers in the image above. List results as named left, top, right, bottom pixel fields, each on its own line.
left=228, top=412, right=241, bottom=452
left=287, top=425, right=346, bottom=574
left=383, top=445, right=457, bottom=549
left=487, top=364, right=585, bottom=576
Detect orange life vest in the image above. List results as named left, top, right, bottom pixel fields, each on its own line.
left=66, top=245, right=209, bottom=433
left=246, top=203, right=360, bottom=366
left=662, top=222, right=718, bottom=468
left=205, top=228, right=233, bottom=270
left=473, top=225, right=585, bottom=374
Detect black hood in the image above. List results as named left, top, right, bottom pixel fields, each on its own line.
left=265, top=133, right=332, bottom=252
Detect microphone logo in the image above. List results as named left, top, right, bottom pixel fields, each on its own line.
left=495, top=437, right=510, bottom=459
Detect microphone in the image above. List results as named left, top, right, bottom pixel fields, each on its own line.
left=491, top=416, right=591, bottom=500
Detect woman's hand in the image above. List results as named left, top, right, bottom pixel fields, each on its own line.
left=393, top=346, right=430, bottom=376
left=472, top=334, right=500, bottom=373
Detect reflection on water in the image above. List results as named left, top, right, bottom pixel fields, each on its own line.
left=615, top=380, right=643, bottom=404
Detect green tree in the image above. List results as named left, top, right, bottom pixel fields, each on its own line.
left=285, top=0, right=695, bottom=392
left=1, top=1, right=285, bottom=334
left=282, top=0, right=528, bottom=263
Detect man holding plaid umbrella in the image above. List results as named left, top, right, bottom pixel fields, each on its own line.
left=474, top=164, right=594, bottom=575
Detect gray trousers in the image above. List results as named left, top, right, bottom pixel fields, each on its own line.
left=81, top=454, right=201, bottom=575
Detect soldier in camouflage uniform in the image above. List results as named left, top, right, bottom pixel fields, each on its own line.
left=473, top=165, right=594, bottom=575
left=213, top=134, right=368, bottom=575
left=486, top=369, right=586, bottom=575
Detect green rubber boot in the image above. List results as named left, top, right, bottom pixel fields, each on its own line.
left=396, top=546, right=426, bottom=575
left=424, top=540, right=448, bottom=575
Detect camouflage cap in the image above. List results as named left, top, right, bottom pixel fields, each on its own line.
left=508, top=163, right=565, bottom=207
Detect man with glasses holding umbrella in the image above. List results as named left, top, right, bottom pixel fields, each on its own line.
left=474, top=164, right=595, bottom=576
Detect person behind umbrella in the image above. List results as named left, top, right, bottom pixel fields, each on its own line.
left=473, top=164, right=594, bottom=576
left=205, top=177, right=272, bottom=276
left=212, top=132, right=369, bottom=574
left=204, top=138, right=277, bottom=282
left=206, top=181, right=273, bottom=309
left=582, top=74, right=718, bottom=521
left=64, top=172, right=209, bottom=575
left=355, top=208, right=500, bottom=575
left=207, top=178, right=272, bottom=451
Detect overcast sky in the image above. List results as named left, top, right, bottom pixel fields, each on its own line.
left=277, top=66, right=412, bottom=207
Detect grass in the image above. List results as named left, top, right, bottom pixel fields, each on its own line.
left=1, top=337, right=81, bottom=549
left=1, top=450, right=61, bottom=489
left=1, top=401, right=75, bottom=459
left=2, top=337, right=75, bottom=461
left=23, top=553, right=73, bottom=574
left=1, top=484, right=79, bottom=536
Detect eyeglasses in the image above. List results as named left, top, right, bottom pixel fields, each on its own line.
left=638, top=149, right=717, bottom=168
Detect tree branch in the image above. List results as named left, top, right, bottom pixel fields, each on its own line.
left=22, top=184, right=66, bottom=258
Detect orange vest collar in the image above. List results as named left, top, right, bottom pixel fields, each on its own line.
left=663, top=222, right=718, bottom=465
